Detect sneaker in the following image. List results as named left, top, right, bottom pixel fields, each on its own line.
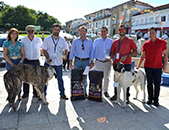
left=154, top=102, right=159, bottom=106
left=60, top=94, right=69, bottom=100
left=147, top=100, right=152, bottom=105
left=17, top=95, right=22, bottom=101
left=110, top=95, right=117, bottom=100
left=104, top=92, right=109, bottom=97
left=22, top=94, right=28, bottom=98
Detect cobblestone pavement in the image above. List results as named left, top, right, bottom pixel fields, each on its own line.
left=0, top=62, right=169, bottom=130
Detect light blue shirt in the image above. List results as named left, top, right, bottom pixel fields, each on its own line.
left=93, top=37, right=113, bottom=61
left=69, top=37, right=94, bottom=61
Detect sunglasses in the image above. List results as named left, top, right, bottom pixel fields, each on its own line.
left=119, top=29, right=125, bottom=32
left=28, top=30, right=34, bottom=33
left=81, top=44, right=84, bottom=50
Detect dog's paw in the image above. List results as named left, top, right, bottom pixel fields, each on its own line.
left=122, top=104, right=127, bottom=108
left=43, top=101, right=49, bottom=105
left=113, top=100, right=118, bottom=104
left=133, top=97, right=137, bottom=100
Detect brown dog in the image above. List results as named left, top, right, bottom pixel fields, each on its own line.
left=3, top=64, right=56, bottom=110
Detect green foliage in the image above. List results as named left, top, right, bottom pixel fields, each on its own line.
left=0, top=2, right=61, bottom=31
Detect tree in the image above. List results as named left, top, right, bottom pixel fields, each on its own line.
left=0, top=1, right=9, bottom=12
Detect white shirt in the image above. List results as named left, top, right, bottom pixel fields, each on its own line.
left=162, top=34, right=168, bottom=40
left=144, top=33, right=149, bottom=39
left=66, top=41, right=71, bottom=52
left=93, top=37, right=113, bottom=61
left=21, top=36, right=42, bottom=60
left=42, top=35, right=68, bottom=66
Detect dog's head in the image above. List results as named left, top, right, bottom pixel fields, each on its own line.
left=114, top=62, right=125, bottom=73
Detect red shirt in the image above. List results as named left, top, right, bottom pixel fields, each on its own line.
left=111, top=36, right=137, bottom=64
left=142, top=38, right=167, bottom=68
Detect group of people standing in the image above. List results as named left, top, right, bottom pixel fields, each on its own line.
left=3, top=23, right=168, bottom=106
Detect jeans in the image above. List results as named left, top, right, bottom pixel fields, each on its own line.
left=44, top=62, right=65, bottom=96
left=6, top=58, right=22, bottom=95
left=113, top=64, right=131, bottom=97
left=74, top=58, right=90, bottom=94
left=145, top=67, right=162, bottom=102
left=23, top=59, right=40, bottom=95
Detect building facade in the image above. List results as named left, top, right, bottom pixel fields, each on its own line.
left=131, top=3, right=169, bottom=38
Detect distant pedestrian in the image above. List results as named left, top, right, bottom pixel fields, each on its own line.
left=136, top=29, right=142, bottom=40
left=136, top=27, right=168, bottom=106
left=93, top=26, right=113, bottom=97
left=21, top=25, right=43, bottom=98
left=144, top=32, right=149, bottom=40
left=63, top=36, right=71, bottom=71
left=69, top=26, right=94, bottom=97
left=3, top=28, right=25, bottom=100
left=42, top=23, right=69, bottom=100
left=162, top=33, right=168, bottom=40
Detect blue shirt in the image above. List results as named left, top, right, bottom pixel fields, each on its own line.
left=93, top=37, right=113, bottom=61
left=69, top=37, right=94, bottom=61
left=3, top=40, right=24, bottom=57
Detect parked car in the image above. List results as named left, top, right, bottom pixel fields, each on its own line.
left=112, top=34, right=119, bottom=40
left=0, top=34, right=24, bottom=67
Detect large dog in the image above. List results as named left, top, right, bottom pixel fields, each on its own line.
left=113, top=62, right=146, bottom=107
left=3, top=64, right=56, bottom=110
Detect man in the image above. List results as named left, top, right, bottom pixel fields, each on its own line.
left=93, top=26, right=113, bottom=97
left=22, top=25, right=42, bottom=98
left=136, top=29, right=142, bottom=40
left=162, top=33, right=168, bottom=40
left=144, top=32, right=149, bottom=40
left=69, top=26, right=94, bottom=96
left=63, top=36, right=71, bottom=71
left=110, top=24, right=137, bottom=103
left=42, top=23, right=69, bottom=100
left=136, top=27, right=167, bottom=106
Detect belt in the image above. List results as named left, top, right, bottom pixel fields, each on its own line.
left=25, top=58, right=39, bottom=61
left=10, top=56, right=21, bottom=59
left=75, top=57, right=90, bottom=61
left=96, top=59, right=109, bottom=63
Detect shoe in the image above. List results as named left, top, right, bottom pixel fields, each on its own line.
left=17, top=95, right=22, bottom=101
left=60, top=94, right=69, bottom=100
left=126, top=97, right=130, bottom=104
left=22, top=94, right=28, bottom=98
left=85, top=94, right=88, bottom=99
left=110, top=95, right=117, bottom=100
left=104, top=92, right=109, bottom=97
left=147, top=100, right=152, bottom=105
left=154, top=102, right=159, bottom=106
left=33, top=94, right=39, bottom=98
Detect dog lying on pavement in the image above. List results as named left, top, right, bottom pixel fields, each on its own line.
left=113, top=62, right=146, bottom=107
left=3, top=64, right=56, bottom=110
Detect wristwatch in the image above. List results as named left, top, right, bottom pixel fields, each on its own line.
left=20, top=61, right=23, bottom=63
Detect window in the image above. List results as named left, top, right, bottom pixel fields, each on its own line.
left=141, top=19, right=144, bottom=24
left=107, top=19, right=109, bottom=26
left=90, top=24, right=91, bottom=29
left=150, top=17, right=154, bottom=23
left=155, top=16, right=159, bottom=23
left=89, top=17, right=91, bottom=19
left=136, top=20, right=139, bottom=25
left=161, top=16, right=166, bottom=22
left=103, top=20, right=105, bottom=26
left=96, top=22, right=98, bottom=28
left=145, top=18, right=148, bottom=25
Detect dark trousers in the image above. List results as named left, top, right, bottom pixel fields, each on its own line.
left=113, top=64, right=131, bottom=97
left=23, top=58, right=40, bottom=95
left=63, top=52, right=70, bottom=69
left=145, top=67, right=162, bottom=102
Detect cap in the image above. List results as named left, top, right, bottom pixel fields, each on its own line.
left=25, top=25, right=35, bottom=31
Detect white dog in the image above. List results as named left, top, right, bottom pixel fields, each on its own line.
left=113, top=62, right=146, bottom=107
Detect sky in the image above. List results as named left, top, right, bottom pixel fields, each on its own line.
left=3, top=0, right=169, bottom=25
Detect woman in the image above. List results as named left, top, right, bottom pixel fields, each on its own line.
left=3, top=28, right=25, bottom=100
